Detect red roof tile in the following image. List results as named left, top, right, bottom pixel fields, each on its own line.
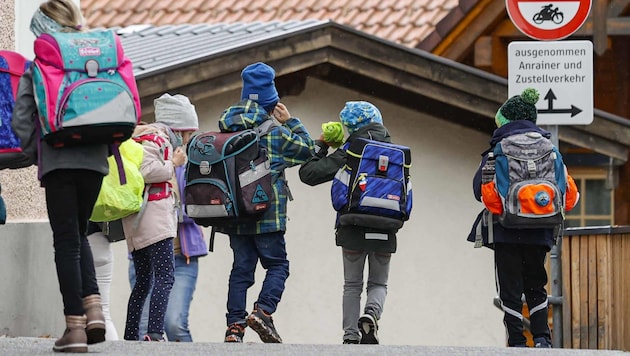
left=81, top=0, right=459, bottom=47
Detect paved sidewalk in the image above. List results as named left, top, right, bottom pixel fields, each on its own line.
left=0, top=337, right=626, bottom=355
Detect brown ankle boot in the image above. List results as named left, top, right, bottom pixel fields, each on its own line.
left=82, top=294, right=106, bottom=344
left=53, top=315, right=88, bottom=353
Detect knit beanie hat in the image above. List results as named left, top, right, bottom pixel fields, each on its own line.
left=240, top=62, right=280, bottom=113
left=154, top=93, right=199, bottom=132
left=339, top=101, right=383, bottom=134
left=495, top=88, right=540, bottom=127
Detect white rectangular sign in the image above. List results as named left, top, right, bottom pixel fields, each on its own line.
left=508, top=40, right=593, bottom=125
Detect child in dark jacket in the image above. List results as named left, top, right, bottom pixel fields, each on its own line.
left=469, top=88, right=579, bottom=348
left=299, top=101, right=396, bottom=344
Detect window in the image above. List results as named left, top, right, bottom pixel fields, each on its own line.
left=565, top=168, right=614, bottom=227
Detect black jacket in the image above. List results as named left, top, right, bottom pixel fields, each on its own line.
left=468, top=120, right=555, bottom=250
left=299, top=122, right=397, bottom=253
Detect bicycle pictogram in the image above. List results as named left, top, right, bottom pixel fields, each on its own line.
left=533, top=4, right=564, bottom=24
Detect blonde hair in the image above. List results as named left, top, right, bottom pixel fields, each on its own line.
left=39, top=0, right=85, bottom=32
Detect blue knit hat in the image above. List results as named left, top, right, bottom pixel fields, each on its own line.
left=339, top=101, right=383, bottom=134
left=240, top=62, right=280, bottom=113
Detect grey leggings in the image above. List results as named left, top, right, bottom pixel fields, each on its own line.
left=342, top=249, right=391, bottom=341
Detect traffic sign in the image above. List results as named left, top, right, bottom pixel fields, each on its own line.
left=508, top=40, right=593, bottom=125
left=506, top=0, right=592, bottom=40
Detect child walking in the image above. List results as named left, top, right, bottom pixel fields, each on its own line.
left=122, top=93, right=191, bottom=341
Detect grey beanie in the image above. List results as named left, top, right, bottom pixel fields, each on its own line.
left=154, top=93, right=199, bottom=131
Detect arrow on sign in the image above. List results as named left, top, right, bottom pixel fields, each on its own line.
left=537, top=89, right=583, bottom=117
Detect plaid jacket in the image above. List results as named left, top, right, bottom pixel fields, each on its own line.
left=216, top=100, right=315, bottom=234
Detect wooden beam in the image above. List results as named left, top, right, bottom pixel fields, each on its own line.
left=604, top=17, right=630, bottom=35
left=325, top=49, right=502, bottom=118
left=559, top=126, right=629, bottom=162
left=593, top=0, right=609, bottom=55
left=436, top=0, right=507, bottom=61
left=581, top=115, right=630, bottom=147
left=609, top=0, right=630, bottom=17
left=474, top=36, right=493, bottom=69
left=328, top=30, right=506, bottom=104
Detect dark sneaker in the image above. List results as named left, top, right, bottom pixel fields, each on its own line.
left=343, top=339, right=359, bottom=344
left=246, top=304, right=282, bottom=343
left=534, top=337, right=552, bottom=348
left=143, top=333, right=165, bottom=341
left=358, top=313, right=379, bottom=344
left=225, top=323, right=245, bottom=343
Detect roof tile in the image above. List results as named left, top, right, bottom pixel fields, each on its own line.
left=81, top=0, right=459, bottom=48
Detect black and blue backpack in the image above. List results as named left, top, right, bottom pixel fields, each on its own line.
left=184, top=120, right=276, bottom=228
left=331, top=137, right=412, bottom=231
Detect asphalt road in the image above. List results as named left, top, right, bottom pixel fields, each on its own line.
left=0, top=337, right=627, bottom=355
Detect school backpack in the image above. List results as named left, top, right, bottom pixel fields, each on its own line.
left=0, top=50, right=35, bottom=169
left=331, top=138, right=413, bottom=231
left=489, top=131, right=567, bottom=229
left=184, top=120, right=275, bottom=228
left=32, top=29, right=141, bottom=147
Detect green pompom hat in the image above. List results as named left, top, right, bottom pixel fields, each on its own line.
left=495, top=88, right=540, bottom=127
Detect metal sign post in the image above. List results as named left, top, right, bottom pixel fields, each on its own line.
left=506, top=0, right=594, bottom=348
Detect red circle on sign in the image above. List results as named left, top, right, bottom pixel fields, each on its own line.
left=506, top=0, right=592, bottom=40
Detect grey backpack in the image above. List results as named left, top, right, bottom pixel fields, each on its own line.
left=492, top=132, right=567, bottom=229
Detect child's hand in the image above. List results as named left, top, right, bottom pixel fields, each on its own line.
left=172, top=147, right=187, bottom=167
left=273, top=103, right=291, bottom=123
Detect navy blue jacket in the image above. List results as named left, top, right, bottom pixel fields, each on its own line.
left=468, top=120, right=555, bottom=250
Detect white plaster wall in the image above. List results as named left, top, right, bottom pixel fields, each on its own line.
left=102, top=77, right=505, bottom=345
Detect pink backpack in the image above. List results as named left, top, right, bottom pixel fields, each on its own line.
left=33, top=29, right=141, bottom=147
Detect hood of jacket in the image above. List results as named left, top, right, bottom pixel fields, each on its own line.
left=218, top=99, right=271, bottom=132
left=346, top=122, right=391, bottom=144
left=489, top=120, right=550, bottom=149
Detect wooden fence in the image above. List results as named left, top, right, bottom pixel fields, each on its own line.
left=561, top=226, right=630, bottom=350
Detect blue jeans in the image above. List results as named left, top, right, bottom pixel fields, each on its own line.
left=129, top=255, right=199, bottom=341
left=226, top=231, right=289, bottom=326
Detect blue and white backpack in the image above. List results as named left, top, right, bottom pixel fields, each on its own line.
left=331, top=138, right=412, bottom=231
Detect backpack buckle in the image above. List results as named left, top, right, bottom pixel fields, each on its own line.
left=200, top=161, right=210, bottom=175
left=527, top=160, right=536, bottom=178
left=378, top=155, right=389, bottom=172
left=85, top=59, right=99, bottom=77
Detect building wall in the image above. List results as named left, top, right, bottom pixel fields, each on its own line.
left=0, top=77, right=504, bottom=345
left=111, top=78, right=502, bottom=346
left=1, top=0, right=506, bottom=342
left=0, top=0, right=15, bottom=50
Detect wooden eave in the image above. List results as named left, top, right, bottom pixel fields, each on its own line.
left=134, top=23, right=630, bottom=162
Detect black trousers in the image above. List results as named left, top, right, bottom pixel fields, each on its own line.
left=42, top=169, right=104, bottom=316
left=494, top=243, right=551, bottom=346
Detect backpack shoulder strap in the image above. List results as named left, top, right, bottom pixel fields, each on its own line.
left=254, top=119, right=278, bottom=138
